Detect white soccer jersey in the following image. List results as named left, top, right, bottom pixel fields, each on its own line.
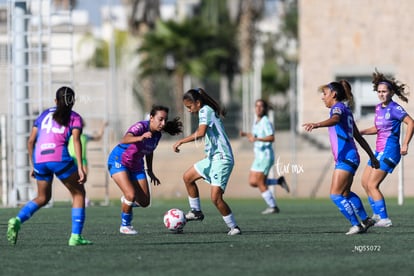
left=198, top=105, right=234, bottom=161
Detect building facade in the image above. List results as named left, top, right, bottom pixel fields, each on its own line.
left=298, top=0, right=414, bottom=198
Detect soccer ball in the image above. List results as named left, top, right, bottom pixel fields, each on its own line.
left=163, top=208, right=186, bottom=233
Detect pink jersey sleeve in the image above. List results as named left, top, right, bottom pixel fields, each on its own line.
left=33, top=108, right=83, bottom=163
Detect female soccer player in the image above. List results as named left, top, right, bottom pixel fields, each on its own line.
left=68, top=120, right=108, bottom=206
left=303, top=80, right=379, bottom=235
left=172, top=88, right=241, bottom=235
left=360, top=70, right=414, bottom=227
left=240, top=99, right=289, bottom=215
left=7, top=86, right=92, bottom=246
left=108, top=105, right=182, bottom=235
left=68, top=120, right=108, bottom=175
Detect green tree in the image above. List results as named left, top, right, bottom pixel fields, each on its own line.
left=127, top=0, right=161, bottom=111
left=77, top=30, right=129, bottom=68
left=138, top=18, right=231, bottom=119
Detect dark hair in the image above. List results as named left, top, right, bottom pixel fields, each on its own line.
left=183, top=88, right=226, bottom=118
left=372, top=69, right=409, bottom=103
left=53, top=86, right=75, bottom=126
left=320, top=80, right=355, bottom=108
left=150, top=105, right=182, bottom=135
left=256, top=99, right=270, bottom=116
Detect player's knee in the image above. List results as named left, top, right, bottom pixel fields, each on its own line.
left=249, top=181, right=258, bottom=187
left=210, top=194, right=223, bottom=207
left=123, top=193, right=135, bottom=203
left=36, top=196, right=51, bottom=207
left=210, top=198, right=219, bottom=207
left=182, top=173, right=192, bottom=184
left=361, top=181, right=368, bottom=190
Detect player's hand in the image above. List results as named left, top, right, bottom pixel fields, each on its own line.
left=78, top=168, right=87, bottom=184
left=141, top=131, right=152, bottom=141
left=370, top=158, right=380, bottom=169
left=401, top=144, right=408, bottom=156
left=173, top=141, right=181, bottom=153
left=147, top=170, right=160, bottom=186
left=302, top=123, right=318, bottom=132
left=246, top=133, right=255, bottom=143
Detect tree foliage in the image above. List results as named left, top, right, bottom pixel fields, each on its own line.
left=137, top=18, right=234, bottom=79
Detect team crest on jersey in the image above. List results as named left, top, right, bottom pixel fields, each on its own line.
left=385, top=112, right=390, bottom=119
left=332, top=107, right=342, bottom=115
left=396, top=106, right=406, bottom=113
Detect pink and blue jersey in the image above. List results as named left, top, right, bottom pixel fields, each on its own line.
left=374, top=100, right=407, bottom=153
left=328, top=102, right=359, bottom=166
left=108, top=120, right=161, bottom=172
left=33, top=107, right=83, bottom=164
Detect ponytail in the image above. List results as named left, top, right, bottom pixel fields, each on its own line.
left=53, top=86, right=75, bottom=126
left=183, top=88, right=226, bottom=118
left=149, top=105, right=183, bottom=135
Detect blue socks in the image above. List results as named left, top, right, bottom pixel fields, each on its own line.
left=330, top=194, right=360, bottom=226
left=17, top=201, right=40, bottom=223
left=71, top=208, right=85, bottom=235
left=373, top=198, right=388, bottom=219
left=347, top=192, right=368, bottom=220
left=368, top=196, right=388, bottom=218
left=121, top=212, right=133, bottom=226
left=17, top=202, right=86, bottom=235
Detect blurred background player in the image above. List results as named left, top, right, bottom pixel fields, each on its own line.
left=7, top=86, right=92, bottom=246
left=360, top=70, right=414, bottom=227
left=68, top=120, right=108, bottom=206
left=302, top=80, right=379, bottom=235
left=240, top=99, right=289, bottom=215
left=173, top=88, right=241, bottom=235
left=69, top=120, right=108, bottom=175
left=107, top=105, right=182, bottom=235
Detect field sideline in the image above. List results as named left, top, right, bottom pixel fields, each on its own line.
left=1, top=198, right=413, bottom=276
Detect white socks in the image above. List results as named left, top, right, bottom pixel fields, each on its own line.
left=188, top=196, right=201, bottom=211
left=261, top=190, right=276, bottom=208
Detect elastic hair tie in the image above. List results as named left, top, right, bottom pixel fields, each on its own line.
left=64, top=87, right=70, bottom=106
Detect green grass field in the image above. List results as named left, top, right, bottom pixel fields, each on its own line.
left=1, top=198, right=414, bottom=276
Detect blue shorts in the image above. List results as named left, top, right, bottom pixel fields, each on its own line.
left=107, top=160, right=146, bottom=181
left=194, top=156, right=234, bottom=191
left=335, top=159, right=359, bottom=175
left=368, top=151, right=401, bottom=173
left=33, top=160, right=78, bottom=182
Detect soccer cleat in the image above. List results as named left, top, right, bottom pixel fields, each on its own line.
left=228, top=226, right=242, bottom=236
left=374, top=218, right=393, bottom=227
left=261, top=206, right=280, bottom=215
left=185, top=209, right=205, bottom=221
left=120, top=196, right=140, bottom=207
left=361, top=217, right=376, bottom=231
left=68, top=234, right=93, bottom=246
left=7, top=217, right=21, bottom=245
left=278, top=176, right=290, bottom=193
left=119, top=225, right=138, bottom=235
left=371, top=214, right=380, bottom=222
left=345, top=225, right=364, bottom=235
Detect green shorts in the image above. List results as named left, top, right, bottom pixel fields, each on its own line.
left=251, top=155, right=274, bottom=175
left=194, top=156, right=234, bottom=191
